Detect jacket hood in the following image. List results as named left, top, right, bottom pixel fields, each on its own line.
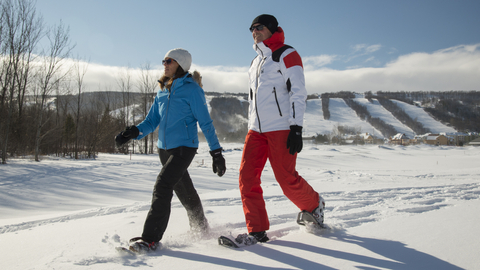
left=192, top=70, right=203, bottom=88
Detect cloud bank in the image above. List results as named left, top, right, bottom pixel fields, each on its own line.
left=79, top=43, right=480, bottom=95
left=305, top=44, right=480, bottom=94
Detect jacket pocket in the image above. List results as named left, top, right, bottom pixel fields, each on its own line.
left=272, top=87, right=283, bottom=117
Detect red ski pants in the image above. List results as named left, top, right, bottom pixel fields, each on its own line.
left=239, top=130, right=319, bottom=233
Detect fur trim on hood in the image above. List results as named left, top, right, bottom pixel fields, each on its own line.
left=192, top=70, right=203, bottom=88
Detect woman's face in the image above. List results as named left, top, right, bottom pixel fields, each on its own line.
left=163, top=57, right=179, bottom=77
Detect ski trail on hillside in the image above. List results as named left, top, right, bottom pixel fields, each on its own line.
left=302, top=98, right=458, bottom=137
left=355, top=98, right=415, bottom=137
left=391, top=100, right=456, bottom=134
left=304, top=98, right=383, bottom=137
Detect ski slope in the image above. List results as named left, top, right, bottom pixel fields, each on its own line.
left=355, top=98, right=415, bottom=137
left=391, top=99, right=456, bottom=134
left=303, top=97, right=456, bottom=138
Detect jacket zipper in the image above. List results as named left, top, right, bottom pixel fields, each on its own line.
left=164, top=79, right=178, bottom=149
left=273, top=87, right=282, bottom=116
left=254, top=45, right=266, bottom=133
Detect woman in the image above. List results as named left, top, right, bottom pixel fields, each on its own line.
left=115, top=48, right=226, bottom=253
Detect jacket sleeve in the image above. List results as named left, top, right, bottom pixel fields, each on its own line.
left=190, top=86, right=221, bottom=151
left=135, top=96, right=160, bottom=140
left=280, top=48, right=307, bottom=127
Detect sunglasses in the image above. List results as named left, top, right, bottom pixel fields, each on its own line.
left=249, top=24, right=265, bottom=32
left=162, top=59, right=176, bottom=65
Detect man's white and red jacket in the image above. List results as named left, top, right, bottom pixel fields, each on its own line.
left=248, top=26, right=307, bottom=133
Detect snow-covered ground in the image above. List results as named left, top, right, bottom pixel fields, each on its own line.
left=1, top=142, right=479, bottom=269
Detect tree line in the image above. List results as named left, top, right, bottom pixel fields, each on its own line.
left=0, top=0, right=159, bottom=164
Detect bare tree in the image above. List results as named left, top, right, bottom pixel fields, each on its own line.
left=114, top=66, right=135, bottom=153
left=53, top=78, right=73, bottom=156
left=116, top=66, right=133, bottom=126
left=137, top=62, right=159, bottom=154
left=33, top=20, right=73, bottom=161
left=83, top=92, right=101, bottom=158
left=0, top=0, right=43, bottom=163
left=72, top=56, right=88, bottom=159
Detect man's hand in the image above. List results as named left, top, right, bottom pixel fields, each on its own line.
left=286, top=125, right=303, bottom=155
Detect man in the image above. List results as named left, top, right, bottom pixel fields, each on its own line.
left=237, top=14, right=325, bottom=244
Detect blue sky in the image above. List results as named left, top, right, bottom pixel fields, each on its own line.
left=35, top=0, right=480, bottom=94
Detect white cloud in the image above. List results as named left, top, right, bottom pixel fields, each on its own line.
left=76, top=62, right=248, bottom=94
left=345, top=43, right=383, bottom=63
left=77, top=43, right=480, bottom=95
left=352, top=44, right=382, bottom=54
left=303, top=55, right=337, bottom=71
left=82, top=63, right=127, bottom=91
left=191, top=64, right=249, bottom=93
left=62, top=60, right=147, bottom=92
left=305, top=44, right=480, bottom=94
left=364, top=56, right=376, bottom=63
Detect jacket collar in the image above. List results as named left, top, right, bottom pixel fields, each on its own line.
left=162, top=72, right=192, bottom=93
left=253, top=26, right=285, bottom=56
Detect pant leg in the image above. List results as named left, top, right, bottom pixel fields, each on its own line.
left=173, top=170, right=208, bottom=231
left=266, top=130, right=319, bottom=212
left=159, top=150, right=208, bottom=231
left=239, top=130, right=269, bottom=233
left=142, top=147, right=197, bottom=242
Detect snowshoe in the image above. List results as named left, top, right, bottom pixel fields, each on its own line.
left=127, top=237, right=160, bottom=253
left=218, top=231, right=269, bottom=249
left=218, top=236, right=239, bottom=248
left=297, top=194, right=326, bottom=228
left=297, top=210, right=327, bottom=229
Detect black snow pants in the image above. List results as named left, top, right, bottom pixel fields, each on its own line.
left=141, top=146, right=208, bottom=243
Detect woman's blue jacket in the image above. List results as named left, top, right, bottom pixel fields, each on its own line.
left=135, top=73, right=221, bottom=151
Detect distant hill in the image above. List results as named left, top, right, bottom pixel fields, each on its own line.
left=10, top=90, right=476, bottom=160
left=206, top=91, right=480, bottom=141
left=302, top=97, right=455, bottom=138
left=57, top=90, right=479, bottom=140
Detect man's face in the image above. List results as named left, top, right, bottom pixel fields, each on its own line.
left=251, top=23, right=272, bottom=44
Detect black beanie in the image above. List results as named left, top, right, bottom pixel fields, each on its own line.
left=251, top=14, right=278, bottom=34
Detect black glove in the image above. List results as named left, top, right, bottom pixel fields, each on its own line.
left=115, top=126, right=140, bottom=148
left=209, top=148, right=226, bottom=177
left=286, top=125, right=303, bottom=155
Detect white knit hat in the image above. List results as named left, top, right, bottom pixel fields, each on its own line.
left=164, top=48, right=192, bottom=71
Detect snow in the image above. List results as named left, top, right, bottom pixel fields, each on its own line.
left=0, top=94, right=472, bottom=269
left=1, top=143, right=479, bottom=269
left=390, top=99, right=456, bottom=134
left=302, top=98, right=455, bottom=138
left=355, top=98, right=414, bottom=137
left=303, top=98, right=381, bottom=138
